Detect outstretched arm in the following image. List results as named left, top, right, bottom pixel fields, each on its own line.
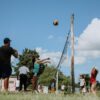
left=40, top=61, right=51, bottom=64
left=36, top=58, right=50, bottom=63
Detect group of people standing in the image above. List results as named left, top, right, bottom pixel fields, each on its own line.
left=80, top=67, right=99, bottom=95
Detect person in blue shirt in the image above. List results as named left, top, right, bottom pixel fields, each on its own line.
left=32, top=57, right=50, bottom=92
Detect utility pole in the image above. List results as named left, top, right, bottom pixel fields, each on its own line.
left=70, top=14, right=75, bottom=93
left=53, top=19, right=59, bottom=94
left=56, top=71, right=58, bottom=94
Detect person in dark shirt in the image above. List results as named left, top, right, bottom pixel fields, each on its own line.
left=0, top=37, right=18, bottom=91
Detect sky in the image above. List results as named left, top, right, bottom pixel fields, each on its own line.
left=0, top=0, right=100, bottom=82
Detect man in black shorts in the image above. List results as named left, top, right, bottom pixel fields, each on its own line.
left=0, top=37, right=18, bottom=91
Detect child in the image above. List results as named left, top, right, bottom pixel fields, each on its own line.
left=80, top=75, right=86, bottom=94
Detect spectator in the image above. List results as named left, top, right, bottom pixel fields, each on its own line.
left=80, top=75, right=86, bottom=94
left=49, top=78, right=56, bottom=93
left=18, top=62, right=29, bottom=91
left=61, top=84, right=65, bottom=92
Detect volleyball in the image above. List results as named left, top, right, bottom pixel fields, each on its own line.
left=53, top=19, right=59, bottom=26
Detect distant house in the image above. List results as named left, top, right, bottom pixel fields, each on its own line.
left=0, top=76, right=17, bottom=91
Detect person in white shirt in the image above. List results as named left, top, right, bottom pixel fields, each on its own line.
left=18, top=63, right=29, bottom=91
left=80, top=75, right=86, bottom=94
left=61, top=84, right=65, bottom=92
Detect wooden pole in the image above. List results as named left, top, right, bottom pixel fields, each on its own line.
left=56, top=71, right=58, bottom=94
left=70, top=14, right=75, bottom=93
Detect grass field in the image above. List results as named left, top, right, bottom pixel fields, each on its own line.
left=0, top=92, right=100, bottom=100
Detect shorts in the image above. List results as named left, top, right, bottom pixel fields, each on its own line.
left=0, top=67, right=12, bottom=79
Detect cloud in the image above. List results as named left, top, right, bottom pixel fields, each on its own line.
left=35, top=47, right=86, bottom=66
left=75, top=18, right=100, bottom=62
left=77, top=18, right=100, bottom=51
left=36, top=47, right=68, bottom=67
left=11, top=56, right=16, bottom=63
left=74, top=56, right=86, bottom=64
left=36, top=47, right=48, bottom=54
left=77, top=50, right=100, bottom=59
left=11, top=56, right=19, bottom=66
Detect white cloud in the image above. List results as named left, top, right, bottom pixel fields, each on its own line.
left=36, top=47, right=68, bottom=67
left=75, top=56, right=86, bottom=64
left=11, top=56, right=16, bottom=63
left=11, top=55, right=19, bottom=66
left=77, top=18, right=100, bottom=51
left=36, top=47, right=48, bottom=54
left=35, top=48, right=86, bottom=66
left=77, top=50, right=100, bottom=59
left=11, top=56, right=19, bottom=66
left=75, top=18, right=100, bottom=63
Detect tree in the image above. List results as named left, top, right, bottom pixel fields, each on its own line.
left=38, top=66, right=71, bottom=88
left=15, top=48, right=39, bottom=76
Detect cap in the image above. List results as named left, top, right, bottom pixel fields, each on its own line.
left=4, top=37, right=11, bottom=44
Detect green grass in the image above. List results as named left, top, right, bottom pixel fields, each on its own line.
left=0, top=92, right=100, bottom=100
